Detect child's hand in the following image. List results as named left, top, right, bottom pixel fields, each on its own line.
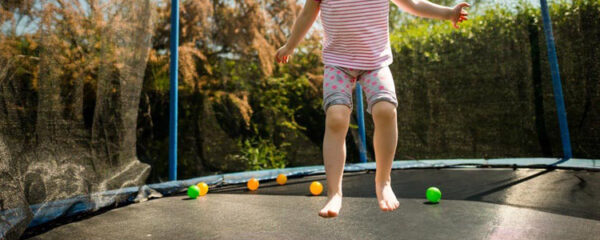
left=450, top=2, right=470, bottom=29
left=275, top=44, right=294, bottom=63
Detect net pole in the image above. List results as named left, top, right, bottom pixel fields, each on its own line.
left=169, top=0, right=180, bottom=180
left=539, top=0, right=572, bottom=159
left=356, top=84, right=368, bottom=163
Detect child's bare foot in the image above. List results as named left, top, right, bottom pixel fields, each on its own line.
left=376, top=181, right=399, bottom=211
left=318, top=192, right=342, bottom=218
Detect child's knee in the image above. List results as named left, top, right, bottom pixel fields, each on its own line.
left=326, top=105, right=351, bottom=132
left=371, top=101, right=397, bottom=120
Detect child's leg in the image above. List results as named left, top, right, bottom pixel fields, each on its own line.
left=371, top=102, right=400, bottom=211
left=320, top=105, right=351, bottom=218
left=320, top=65, right=357, bottom=218
left=358, top=66, right=399, bottom=211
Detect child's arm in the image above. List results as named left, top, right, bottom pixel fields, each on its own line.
left=275, top=0, right=321, bottom=63
left=391, top=0, right=470, bottom=29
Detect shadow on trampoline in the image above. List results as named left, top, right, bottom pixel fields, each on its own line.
left=465, top=169, right=552, bottom=200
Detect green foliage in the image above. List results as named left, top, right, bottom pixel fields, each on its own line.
left=239, top=137, right=288, bottom=170
left=139, top=0, right=599, bottom=178
left=253, top=75, right=309, bottom=132
left=5, top=0, right=598, bottom=183
left=388, top=0, right=600, bottom=159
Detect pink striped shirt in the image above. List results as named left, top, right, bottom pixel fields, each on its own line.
left=317, top=0, right=393, bottom=70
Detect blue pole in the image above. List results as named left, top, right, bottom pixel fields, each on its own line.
left=168, top=0, right=180, bottom=181
left=355, top=83, right=368, bottom=163
left=539, top=0, right=572, bottom=159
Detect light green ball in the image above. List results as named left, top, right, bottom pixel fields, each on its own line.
left=187, top=185, right=200, bottom=199
left=426, top=187, right=442, bottom=203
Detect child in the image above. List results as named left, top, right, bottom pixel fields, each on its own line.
left=275, top=0, right=469, bottom=218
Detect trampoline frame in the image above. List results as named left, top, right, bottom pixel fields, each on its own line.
left=9, top=157, right=598, bottom=230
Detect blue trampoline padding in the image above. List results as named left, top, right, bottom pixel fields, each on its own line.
left=0, top=207, right=27, bottom=238
left=1, top=158, right=597, bottom=231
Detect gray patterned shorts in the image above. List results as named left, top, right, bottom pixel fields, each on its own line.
left=322, top=65, right=398, bottom=114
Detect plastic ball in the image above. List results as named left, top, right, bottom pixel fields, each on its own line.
left=197, top=182, right=209, bottom=196
left=247, top=178, right=259, bottom=191
left=187, top=185, right=200, bottom=199
left=426, top=187, right=442, bottom=203
left=310, top=181, right=323, bottom=196
left=276, top=174, right=287, bottom=185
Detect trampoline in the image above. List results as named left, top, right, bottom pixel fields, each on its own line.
left=21, top=159, right=600, bottom=239
left=2, top=0, right=600, bottom=240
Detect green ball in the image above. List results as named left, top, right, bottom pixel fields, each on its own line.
left=187, top=185, right=200, bottom=199
left=426, top=187, right=442, bottom=203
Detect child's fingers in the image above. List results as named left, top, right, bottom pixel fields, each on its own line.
left=455, top=3, right=469, bottom=23
left=457, top=2, right=471, bottom=9
left=275, top=53, right=289, bottom=63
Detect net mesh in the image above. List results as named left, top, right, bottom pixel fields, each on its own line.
left=1, top=0, right=153, bottom=238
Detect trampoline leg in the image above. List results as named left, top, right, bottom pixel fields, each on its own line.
left=169, top=0, right=180, bottom=181
left=356, top=83, right=368, bottom=163
left=539, top=0, right=572, bottom=159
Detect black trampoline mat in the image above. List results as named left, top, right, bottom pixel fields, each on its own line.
left=28, top=169, right=600, bottom=239
left=219, top=168, right=600, bottom=221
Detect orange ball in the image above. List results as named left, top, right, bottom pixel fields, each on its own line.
left=276, top=174, right=287, bottom=185
left=196, top=182, right=209, bottom=196
left=247, top=178, right=259, bottom=191
left=310, top=181, right=323, bottom=196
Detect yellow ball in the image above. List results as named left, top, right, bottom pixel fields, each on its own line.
left=276, top=174, right=287, bottom=185
left=310, top=181, right=323, bottom=196
left=196, top=182, right=209, bottom=196
left=247, top=178, right=259, bottom=191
